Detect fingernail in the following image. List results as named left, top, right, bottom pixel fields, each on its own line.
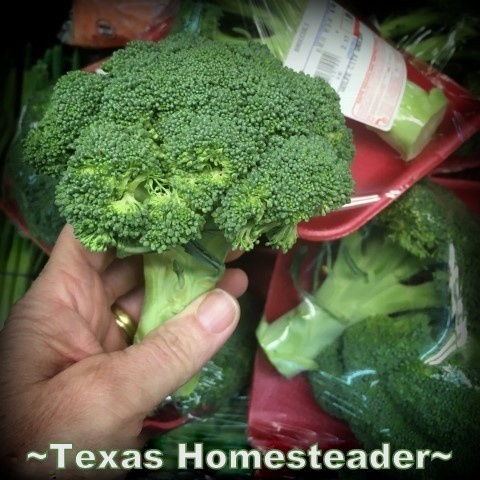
left=197, top=289, right=239, bottom=333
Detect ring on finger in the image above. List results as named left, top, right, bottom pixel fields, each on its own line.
left=112, top=306, right=137, bottom=345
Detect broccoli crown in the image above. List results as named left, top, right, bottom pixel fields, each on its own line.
left=23, top=32, right=354, bottom=254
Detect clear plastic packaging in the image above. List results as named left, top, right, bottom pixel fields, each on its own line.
left=148, top=394, right=252, bottom=476
left=176, top=0, right=478, bottom=159
left=1, top=46, right=81, bottom=252
left=253, top=180, right=480, bottom=479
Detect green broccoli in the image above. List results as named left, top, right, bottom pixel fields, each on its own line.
left=309, top=311, right=480, bottom=479
left=4, top=45, right=82, bottom=247
left=257, top=181, right=480, bottom=478
left=23, top=32, right=354, bottom=405
left=257, top=186, right=451, bottom=378
left=372, top=81, right=448, bottom=161
left=151, top=393, right=251, bottom=475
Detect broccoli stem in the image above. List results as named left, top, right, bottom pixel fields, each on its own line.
left=134, top=230, right=232, bottom=344
left=315, top=265, right=441, bottom=325
left=371, top=81, right=448, bottom=161
left=257, top=229, right=444, bottom=378
left=256, top=300, right=346, bottom=378
left=134, top=231, right=231, bottom=397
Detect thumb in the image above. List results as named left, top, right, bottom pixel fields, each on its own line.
left=106, top=288, right=240, bottom=415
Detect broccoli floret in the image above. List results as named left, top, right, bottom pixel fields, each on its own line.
left=22, top=32, right=354, bottom=412
left=23, top=70, right=106, bottom=177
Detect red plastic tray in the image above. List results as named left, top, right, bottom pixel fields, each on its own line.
left=297, top=61, right=480, bottom=241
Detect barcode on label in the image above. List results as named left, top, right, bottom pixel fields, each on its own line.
left=315, top=51, right=341, bottom=84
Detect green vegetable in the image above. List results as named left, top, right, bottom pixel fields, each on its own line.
left=309, top=309, right=480, bottom=479
left=0, top=213, right=47, bottom=328
left=152, top=394, right=252, bottom=475
left=257, top=181, right=461, bottom=378
left=4, top=45, right=81, bottom=247
left=371, top=81, right=448, bottom=161
left=257, top=181, right=480, bottom=478
left=23, top=32, right=354, bottom=404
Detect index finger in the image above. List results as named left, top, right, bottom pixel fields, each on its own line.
left=226, top=250, right=243, bottom=262
left=49, top=224, right=116, bottom=274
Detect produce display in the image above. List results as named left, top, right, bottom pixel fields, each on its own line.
left=0, top=1, right=479, bottom=479
left=0, top=211, right=47, bottom=328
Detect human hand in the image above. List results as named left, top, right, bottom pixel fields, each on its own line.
left=0, top=225, right=247, bottom=479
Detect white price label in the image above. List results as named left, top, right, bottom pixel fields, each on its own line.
left=284, top=0, right=406, bottom=131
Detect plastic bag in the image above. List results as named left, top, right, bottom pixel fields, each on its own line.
left=254, top=180, right=480, bottom=479
left=373, top=2, right=480, bottom=91
left=1, top=47, right=77, bottom=252
left=372, top=1, right=480, bottom=164
left=176, top=0, right=479, bottom=162
left=148, top=394, right=253, bottom=476
left=59, top=0, right=180, bottom=48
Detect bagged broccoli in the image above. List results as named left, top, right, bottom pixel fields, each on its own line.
left=3, top=46, right=81, bottom=248
left=176, top=0, right=453, bottom=161
left=150, top=393, right=252, bottom=476
left=257, top=180, right=480, bottom=479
